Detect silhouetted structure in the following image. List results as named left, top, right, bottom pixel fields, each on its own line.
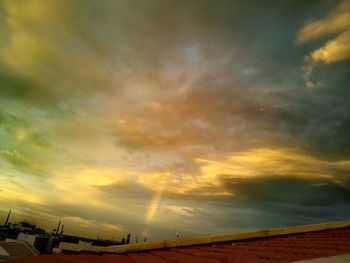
left=55, top=221, right=61, bottom=236
left=1, top=214, right=124, bottom=255
left=4, top=209, right=11, bottom=227
left=60, top=225, right=64, bottom=235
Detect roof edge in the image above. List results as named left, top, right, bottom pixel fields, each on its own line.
left=15, top=240, right=40, bottom=256
left=59, top=219, right=350, bottom=254
left=3, top=240, right=40, bottom=256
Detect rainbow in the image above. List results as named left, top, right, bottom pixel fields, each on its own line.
left=145, top=186, right=165, bottom=223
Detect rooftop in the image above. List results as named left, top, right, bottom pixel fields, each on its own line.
left=12, top=220, right=350, bottom=263
left=0, top=240, right=38, bottom=261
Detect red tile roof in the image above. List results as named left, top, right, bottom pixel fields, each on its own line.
left=12, top=223, right=350, bottom=263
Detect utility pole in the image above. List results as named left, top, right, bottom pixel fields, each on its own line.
left=4, top=209, right=11, bottom=227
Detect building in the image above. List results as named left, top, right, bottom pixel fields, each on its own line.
left=9, top=220, right=350, bottom=262
left=16, top=233, right=37, bottom=247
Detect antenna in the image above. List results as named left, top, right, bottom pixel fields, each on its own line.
left=60, top=224, right=65, bottom=235
left=55, top=220, right=61, bottom=236
left=126, top=234, right=131, bottom=244
left=4, top=209, right=11, bottom=227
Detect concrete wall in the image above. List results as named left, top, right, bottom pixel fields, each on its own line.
left=17, top=233, right=37, bottom=246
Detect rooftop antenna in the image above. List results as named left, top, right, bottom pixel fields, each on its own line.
left=60, top=224, right=65, bottom=235
left=55, top=220, right=61, bottom=236
left=126, top=234, right=131, bottom=244
left=4, top=209, right=11, bottom=227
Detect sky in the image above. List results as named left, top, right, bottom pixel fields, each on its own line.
left=0, top=0, right=350, bottom=241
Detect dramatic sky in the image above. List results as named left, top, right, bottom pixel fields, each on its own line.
left=0, top=0, right=350, bottom=241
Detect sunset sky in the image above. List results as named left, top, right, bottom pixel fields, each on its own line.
left=0, top=0, right=350, bottom=241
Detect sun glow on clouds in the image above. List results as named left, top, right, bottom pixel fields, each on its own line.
left=1, top=144, right=350, bottom=226
left=48, top=167, right=133, bottom=209
left=142, top=148, right=350, bottom=222
left=0, top=176, right=45, bottom=205
left=0, top=0, right=349, bottom=239
left=196, top=148, right=350, bottom=187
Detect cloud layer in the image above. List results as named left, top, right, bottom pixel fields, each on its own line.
left=0, top=0, right=349, bottom=240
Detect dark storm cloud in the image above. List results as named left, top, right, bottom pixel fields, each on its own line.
left=241, top=178, right=350, bottom=221
left=259, top=79, right=350, bottom=160
left=189, top=177, right=350, bottom=231
left=221, top=177, right=350, bottom=206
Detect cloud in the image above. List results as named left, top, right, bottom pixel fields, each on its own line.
left=196, top=148, right=350, bottom=189
left=0, top=174, right=46, bottom=205
left=0, top=0, right=349, bottom=239
left=296, top=1, right=350, bottom=45
left=297, top=0, right=350, bottom=88
left=0, top=68, right=53, bottom=105
left=218, top=176, right=350, bottom=230
left=308, top=31, right=350, bottom=64
left=222, top=177, right=350, bottom=207
left=1, top=0, right=65, bottom=82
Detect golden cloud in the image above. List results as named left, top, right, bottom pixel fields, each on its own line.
left=0, top=173, right=46, bottom=204
left=309, top=31, right=350, bottom=64
left=1, top=0, right=63, bottom=77
left=297, top=0, right=350, bottom=88
left=296, top=1, right=350, bottom=45
left=196, top=148, right=350, bottom=187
